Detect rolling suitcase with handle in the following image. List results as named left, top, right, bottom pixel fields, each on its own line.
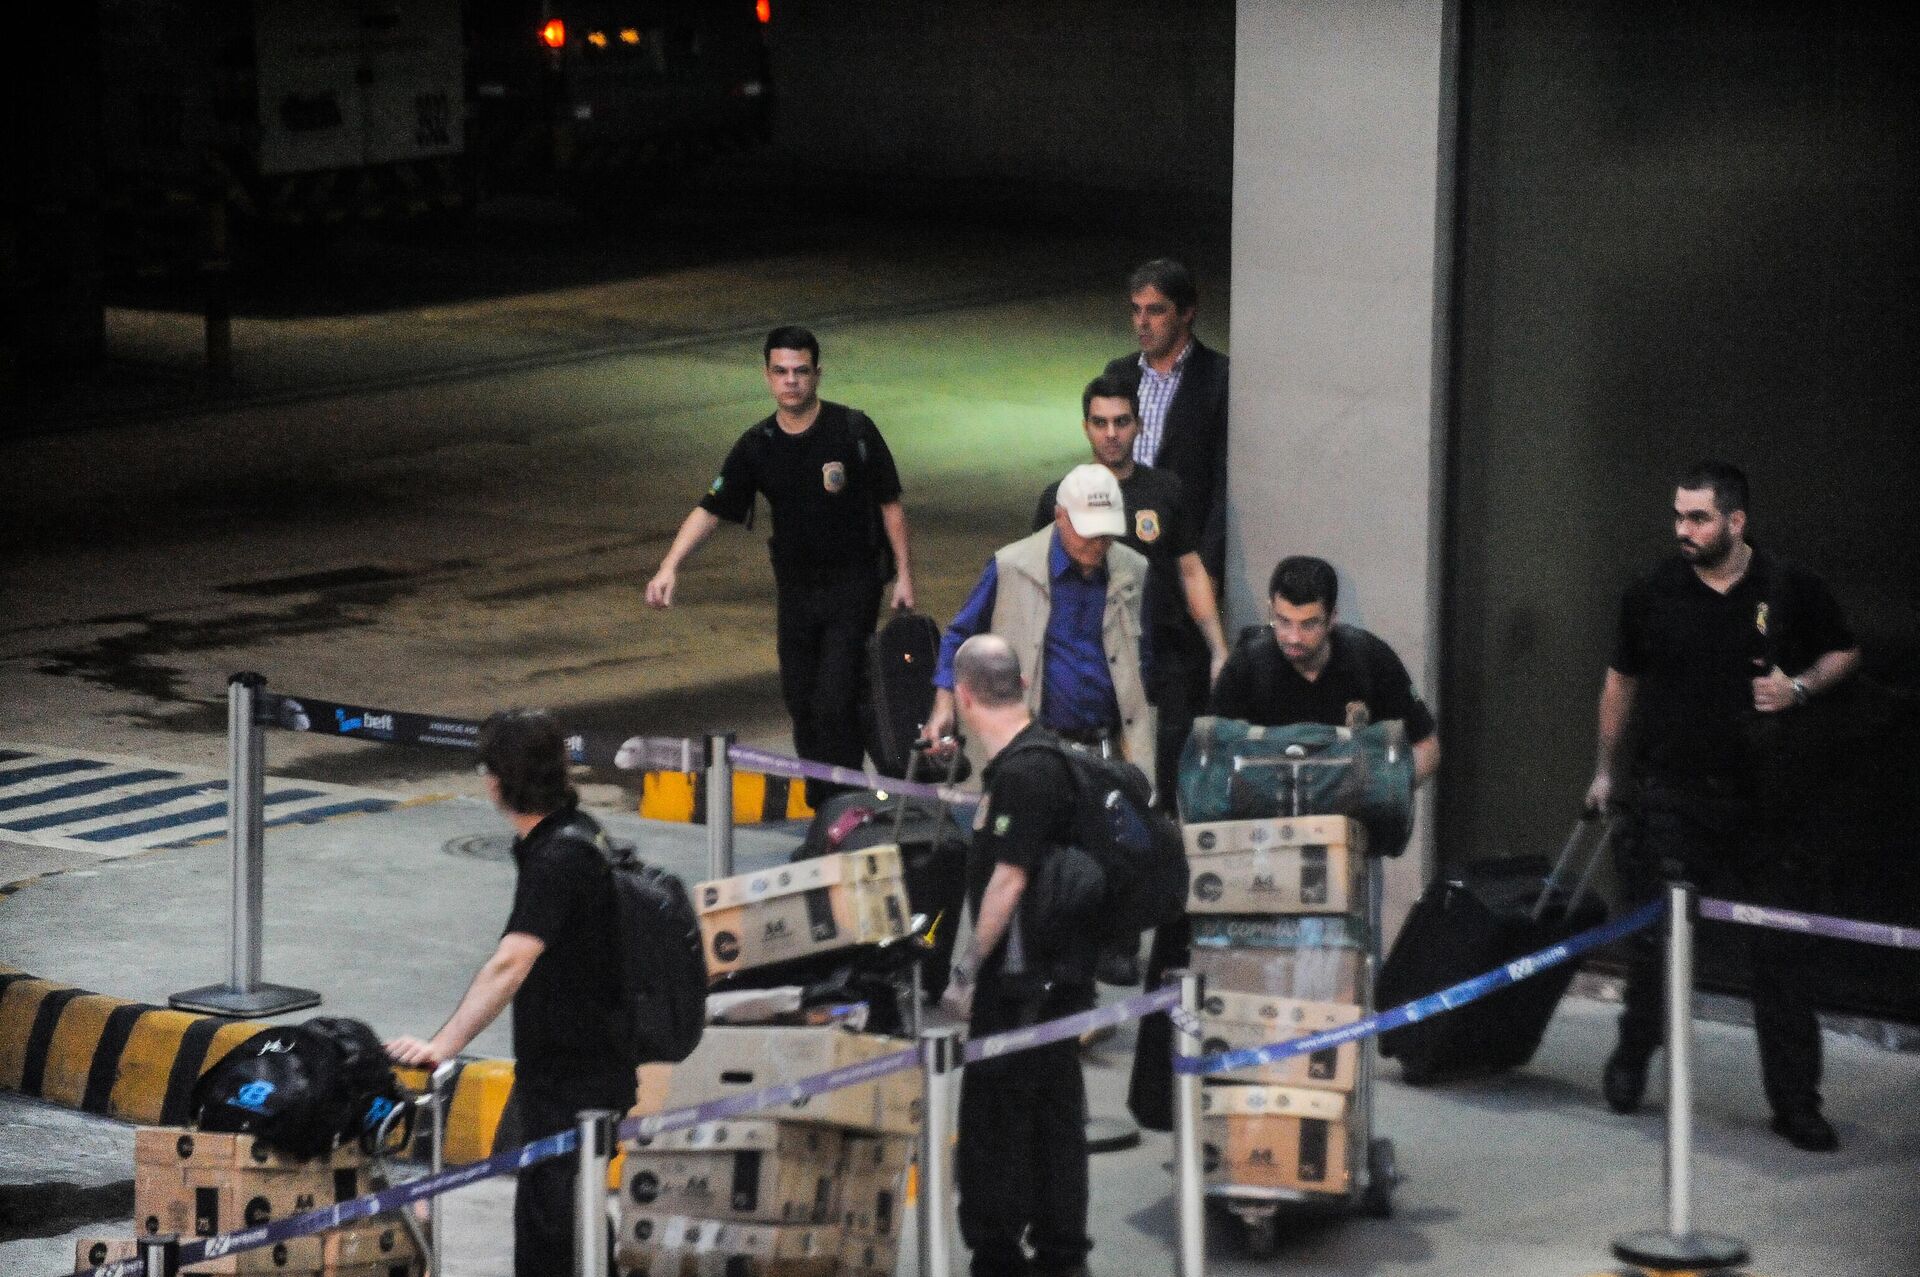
left=1376, top=813, right=1613, bottom=1083
left=862, top=607, right=944, bottom=781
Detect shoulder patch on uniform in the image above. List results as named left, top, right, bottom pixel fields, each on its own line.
left=993, top=813, right=1012, bottom=836
left=709, top=475, right=724, bottom=495
left=1756, top=601, right=1769, bottom=635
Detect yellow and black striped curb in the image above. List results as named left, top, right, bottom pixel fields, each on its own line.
left=637, top=770, right=812, bottom=824
left=0, top=965, right=520, bottom=1165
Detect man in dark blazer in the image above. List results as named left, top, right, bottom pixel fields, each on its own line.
left=1103, top=258, right=1231, bottom=584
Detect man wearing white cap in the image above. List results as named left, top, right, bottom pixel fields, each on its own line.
left=925, top=463, right=1158, bottom=794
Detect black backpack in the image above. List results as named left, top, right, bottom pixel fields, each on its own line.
left=191, top=1017, right=408, bottom=1159
left=1002, top=737, right=1190, bottom=944
left=555, top=818, right=708, bottom=1067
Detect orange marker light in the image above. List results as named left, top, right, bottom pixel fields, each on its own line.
left=756, top=0, right=771, bottom=24
left=618, top=27, right=640, bottom=44
left=587, top=29, right=607, bottom=48
left=539, top=18, right=566, bottom=48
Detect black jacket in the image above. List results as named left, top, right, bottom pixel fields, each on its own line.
left=1105, top=337, right=1230, bottom=579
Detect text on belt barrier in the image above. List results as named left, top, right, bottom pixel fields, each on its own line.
left=1175, top=900, right=1666, bottom=1076
left=259, top=691, right=697, bottom=774
left=964, top=987, right=1182, bottom=1063
left=1699, top=897, right=1920, bottom=951
left=726, top=743, right=980, bottom=810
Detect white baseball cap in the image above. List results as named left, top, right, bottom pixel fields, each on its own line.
left=1055, top=464, right=1127, bottom=539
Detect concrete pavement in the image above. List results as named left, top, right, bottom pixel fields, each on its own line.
left=3, top=788, right=1917, bottom=1277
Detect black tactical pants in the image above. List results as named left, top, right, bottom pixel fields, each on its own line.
left=958, top=985, right=1094, bottom=1276
left=1616, top=774, right=1824, bottom=1116
left=773, top=567, right=883, bottom=807
left=511, top=1081, right=632, bottom=1277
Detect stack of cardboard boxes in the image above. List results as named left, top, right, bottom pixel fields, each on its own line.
left=613, top=849, right=923, bottom=1275
left=77, top=1127, right=419, bottom=1277
left=1183, top=814, right=1368, bottom=1197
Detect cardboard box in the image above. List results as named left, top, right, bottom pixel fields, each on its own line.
left=620, top=1120, right=841, bottom=1224
left=134, top=1127, right=367, bottom=1174
left=322, top=1217, right=420, bottom=1268
left=1201, top=1084, right=1351, bottom=1194
left=1184, top=816, right=1366, bottom=914
left=696, top=849, right=912, bottom=976
left=662, top=1026, right=921, bottom=1135
left=74, top=1234, right=321, bottom=1274
left=614, top=1213, right=838, bottom=1276
left=835, top=1132, right=915, bottom=1237
left=839, top=1228, right=903, bottom=1277
left=136, top=1162, right=363, bottom=1240
left=1198, top=991, right=1361, bottom=1090
left=1190, top=945, right=1364, bottom=1004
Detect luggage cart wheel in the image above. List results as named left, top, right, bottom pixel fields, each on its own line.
left=1360, top=1137, right=1398, bottom=1218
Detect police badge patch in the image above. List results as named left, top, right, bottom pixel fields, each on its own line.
left=1135, top=509, right=1161, bottom=543
left=822, top=461, right=847, bottom=493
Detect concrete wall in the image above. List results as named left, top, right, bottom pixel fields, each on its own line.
left=1227, top=0, right=1456, bottom=932
left=766, top=0, right=1233, bottom=209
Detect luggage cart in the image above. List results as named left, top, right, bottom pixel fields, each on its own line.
left=1203, top=745, right=1399, bottom=1255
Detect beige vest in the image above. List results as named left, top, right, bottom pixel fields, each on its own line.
left=991, top=526, right=1158, bottom=792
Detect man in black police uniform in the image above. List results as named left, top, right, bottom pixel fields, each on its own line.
left=1209, top=555, right=1440, bottom=784
left=941, top=634, right=1098, bottom=1277
left=387, top=709, right=629, bottom=1276
left=1033, top=374, right=1230, bottom=812
left=1103, top=259, right=1231, bottom=582
left=1586, top=461, right=1859, bottom=1151
left=646, top=326, right=915, bottom=804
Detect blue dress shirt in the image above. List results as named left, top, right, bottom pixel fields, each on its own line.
left=935, top=532, right=1153, bottom=734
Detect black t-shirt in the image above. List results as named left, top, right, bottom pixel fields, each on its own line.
left=1610, top=549, right=1853, bottom=779
left=1034, top=465, right=1195, bottom=638
left=967, top=724, right=1088, bottom=984
left=699, top=401, right=903, bottom=577
left=504, top=805, right=629, bottom=1095
left=1207, top=623, right=1437, bottom=744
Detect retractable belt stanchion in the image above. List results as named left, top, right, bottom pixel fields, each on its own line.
left=576, top=1110, right=615, bottom=1277
left=1613, top=882, right=1748, bottom=1272
left=706, top=731, right=736, bottom=880
left=139, top=1234, right=181, bottom=1277
left=1171, top=971, right=1206, bottom=1277
left=917, top=1025, right=964, bottom=1277
left=171, top=672, right=321, bottom=1016
left=428, top=1061, right=456, bottom=1275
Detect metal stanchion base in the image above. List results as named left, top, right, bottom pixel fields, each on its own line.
left=1086, top=1114, right=1141, bottom=1154
left=1612, top=1229, right=1750, bottom=1270
left=170, top=983, right=322, bottom=1017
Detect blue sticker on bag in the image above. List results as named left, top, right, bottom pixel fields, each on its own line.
left=233, top=1080, right=277, bottom=1112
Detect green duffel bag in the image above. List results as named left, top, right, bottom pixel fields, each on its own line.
left=1175, top=716, right=1415, bottom=856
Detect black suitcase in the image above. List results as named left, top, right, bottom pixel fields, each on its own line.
left=1376, top=815, right=1612, bottom=1084
left=862, top=608, right=943, bottom=780
left=793, top=746, right=970, bottom=999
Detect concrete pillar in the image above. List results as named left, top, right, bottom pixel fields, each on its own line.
left=1228, top=0, right=1458, bottom=935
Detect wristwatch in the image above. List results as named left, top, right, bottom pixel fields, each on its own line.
left=1789, top=677, right=1810, bottom=706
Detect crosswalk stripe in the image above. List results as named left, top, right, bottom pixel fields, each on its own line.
left=0, top=744, right=415, bottom=856
left=1, top=779, right=226, bottom=832
left=0, top=759, right=105, bottom=787
left=75, top=788, right=326, bottom=842
left=0, top=768, right=178, bottom=813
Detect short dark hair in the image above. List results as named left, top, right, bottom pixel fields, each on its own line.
left=1082, top=373, right=1140, bottom=420
left=954, top=635, right=1024, bottom=708
left=1127, top=258, right=1197, bottom=312
left=478, top=709, right=577, bottom=817
left=1268, top=556, right=1339, bottom=612
left=1677, top=460, right=1749, bottom=516
left=763, top=326, right=820, bottom=366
